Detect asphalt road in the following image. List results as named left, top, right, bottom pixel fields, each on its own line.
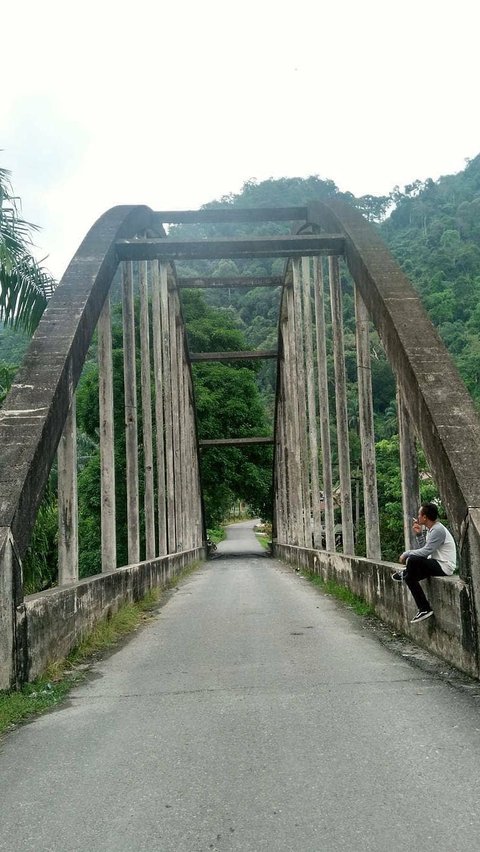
left=1, top=519, right=480, bottom=851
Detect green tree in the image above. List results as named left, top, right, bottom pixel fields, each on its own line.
left=0, top=166, right=55, bottom=333
left=181, top=290, right=273, bottom=526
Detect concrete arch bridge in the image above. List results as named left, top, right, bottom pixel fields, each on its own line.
left=2, top=200, right=480, bottom=690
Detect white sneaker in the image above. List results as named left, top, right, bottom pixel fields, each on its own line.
left=410, top=610, right=433, bottom=624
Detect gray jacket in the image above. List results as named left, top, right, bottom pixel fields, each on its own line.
left=402, top=522, right=456, bottom=575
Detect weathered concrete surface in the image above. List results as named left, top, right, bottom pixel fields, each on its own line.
left=24, top=547, right=204, bottom=682
left=2, top=523, right=480, bottom=851
left=275, top=543, right=478, bottom=678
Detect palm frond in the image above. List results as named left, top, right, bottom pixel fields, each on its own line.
left=0, top=256, right=54, bottom=333
left=0, top=164, right=56, bottom=333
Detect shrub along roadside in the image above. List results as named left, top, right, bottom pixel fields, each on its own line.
left=0, top=562, right=201, bottom=737
left=207, top=526, right=226, bottom=545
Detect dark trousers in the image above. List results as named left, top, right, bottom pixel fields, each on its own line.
left=404, top=555, right=447, bottom=611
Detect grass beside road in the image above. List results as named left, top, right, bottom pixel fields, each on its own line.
left=0, top=563, right=201, bottom=738
left=255, top=533, right=271, bottom=550
left=303, top=571, right=374, bottom=617
left=207, top=526, right=226, bottom=545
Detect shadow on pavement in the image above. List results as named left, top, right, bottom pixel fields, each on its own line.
left=209, top=549, right=270, bottom=560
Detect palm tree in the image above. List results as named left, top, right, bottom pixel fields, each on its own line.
left=0, top=166, right=55, bottom=334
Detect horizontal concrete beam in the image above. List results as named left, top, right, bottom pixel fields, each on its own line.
left=177, top=276, right=284, bottom=289
left=116, top=234, right=345, bottom=261
left=199, top=437, right=274, bottom=448
left=153, top=207, right=308, bottom=224
left=190, top=350, right=277, bottom=362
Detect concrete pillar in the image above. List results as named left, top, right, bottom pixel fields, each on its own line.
left=397, top=385, right=420, bottom=550
left=292, top=261, right=312, bottom=546
left=151, top=261, right=167, bottom=557
left=328, top=256, right=354, bottom=555
left=0, top=528, right=25, bottom=689
left=160, top=262, right=176, bottom=552
left=272, top=375, right=282, bottom=544
left=188, top=373, right=203, bottom=548
left=313, top=257, right=335, bottom=551
left=169, top=288, right=182, bottom=551
left=98, top=296, right=117, bottom=571
left=274, top=381, right=288, bottom=544
left=355, top=285, right=381, bottom=559
left=176, top=317, right=187, bottom=551
left=122, top=261, right=140, bottom=564
left=282, top=298, right=304, bottom=546
left=57, top=395, right=79, bottom=584
left=279, top=368, right=293, bottom=545
left=182, top=352, right=193, bottom=550
left=301, top=257, right=323, bottom=548
left=139, top=261, right=156, bottom=560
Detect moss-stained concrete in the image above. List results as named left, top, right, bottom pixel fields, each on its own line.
left=23, top=547, right=204, bottom=682
left=274, top=542, right=478, bottom=678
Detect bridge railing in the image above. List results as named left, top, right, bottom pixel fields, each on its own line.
left=0, top=206, right=204, bottom=688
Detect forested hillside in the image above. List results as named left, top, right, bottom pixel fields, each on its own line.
left=382, top=155, right=480, bottom=402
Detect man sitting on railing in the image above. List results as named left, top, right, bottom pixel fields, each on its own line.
left=391, top=502, right=457, bottom=624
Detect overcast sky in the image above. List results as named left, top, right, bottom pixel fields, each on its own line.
left=2, top=0, right=479, bottom=280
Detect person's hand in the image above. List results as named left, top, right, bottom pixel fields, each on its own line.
left=399, top=553, right=406, bottom=564
left=412, top=520, right=422, bottom=534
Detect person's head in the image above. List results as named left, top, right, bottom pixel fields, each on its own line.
left=418, top=502, right=439, bottom=526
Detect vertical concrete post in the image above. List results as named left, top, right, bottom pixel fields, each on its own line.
left=292, top=260, right=313, bottom=546
left=273, top=382, right=282, bottom=543
left=0, top=529, right=25, bottom=689
left=279, top=367, right=293, bottom=545
left=397, top=385, right=420, bottom=549
left=272, top=371, right=282, bottom=545
left=169, top=288, right=182, bottom=551
left=283, top=297, right=304, bottom=546
left=301, top=257, right=323, bottom=548
left=182, top=353, right=193, bottom=550
left=274, top=380, right=288, bottom=544
left=328, top=256, right=355, bottom=555
left=122, top=261, right=140, bottom=564
left=189, top=373, right=203, bottom=548
left=176, top=318, right=187, bottom=551
left=313, top=257, right=335, bottom=551
left=160, top=262, right=176, bottom=552
left=98, top=296, right=117, bottom=571
left=139, top=261, right=156, bottom=560
left=151, top=261, right=167, bottom=557
left=57, top=395, right=79, bottom=584
left=355, top=285, right=381, bottom=559
left=278, top=333, right=290, bottom=542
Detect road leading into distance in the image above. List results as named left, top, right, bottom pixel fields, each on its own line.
left=1, top=519, right=480, bottom=851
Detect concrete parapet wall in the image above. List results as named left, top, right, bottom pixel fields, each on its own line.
left=23, top=547, right=204, bottom=682
left=274, top=543, right=479, bottom=679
